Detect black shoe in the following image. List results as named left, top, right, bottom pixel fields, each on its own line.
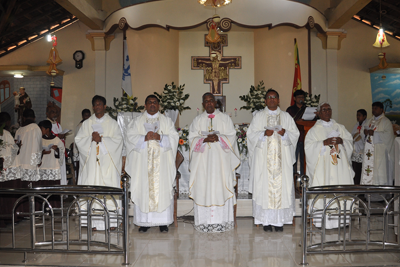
left=275, top=226, right=284, bottom=232
left=138, top=227, right=150, bottom=233
left=263, top=225, right=273, bottom=232
left=159, top=225, right=169, bottom=233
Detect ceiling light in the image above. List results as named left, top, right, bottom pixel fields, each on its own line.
left=198, top=0, right=232, bottom=7
left=14, top=74, right=24, bottom=78
left=373, top=0, right=390, bottom=48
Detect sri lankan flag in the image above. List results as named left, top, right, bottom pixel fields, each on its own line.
left=291, top=38, right=302, bottom=106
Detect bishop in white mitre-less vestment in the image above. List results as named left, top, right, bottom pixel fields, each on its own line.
left=361, top=102, right=395, bottom=188
left=189, top=93, right=240, bottom=233
left=247, top=89, right=299, bottom=232
left=125, top=95, right=178, bottom=233
left=75, top=96, right=123, bottom=231
left=305, top=103, right=354, bottom=229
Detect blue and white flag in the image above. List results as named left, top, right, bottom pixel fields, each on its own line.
left=122, top=40, right=132, bottom=94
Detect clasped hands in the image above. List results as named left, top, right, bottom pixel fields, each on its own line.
left=204, top=134, right=219, bottom=143
left=323, top=137, right=343, bottom=146
left=92, top=132, right=102, bottom=143
left=264, top=128, right=286, bottom=137
left=364, top=129, right=374, bottom=136
left=145, top=131, right=161, bottom=141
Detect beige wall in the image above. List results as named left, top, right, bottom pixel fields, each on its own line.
left=178, top=31, right=255, bottom=127
left=0, top=21, right=97, bottom=146
left=126, top=28, right=179, bottom=106
left=254, top=27, right=309, bottom=111
left=338, top=19, right=400, bottom=131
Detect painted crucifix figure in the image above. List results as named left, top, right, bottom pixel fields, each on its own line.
left=192, top=34, right=241, bottom=96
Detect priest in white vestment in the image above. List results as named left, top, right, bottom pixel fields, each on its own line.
left=361, top=102, right=395, bottom=188
left=305, top=102, right=354, bottom=229
left=9, top=109, right=42, bottom=181
left=75, top=95, right=123, bottom=231
left=126, top=95, right=178, bottom=233
left=189, top=93, right=240, bottom=233
left=247, top=89, right=299, bottom=232
left=46, top=106, right=67, bottom=185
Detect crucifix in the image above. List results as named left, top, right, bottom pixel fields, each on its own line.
left=191, top=34, right=241, bottom=96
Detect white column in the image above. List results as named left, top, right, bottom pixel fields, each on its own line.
left=86, top=31, right=115, bottom=97
left=95, top=50, right=106, bottom=96
left=326, top=48, right=338, bottom=119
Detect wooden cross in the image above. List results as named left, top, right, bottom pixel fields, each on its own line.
left=191, top=34, right=241, bottom=96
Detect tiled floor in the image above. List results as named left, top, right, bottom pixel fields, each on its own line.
left=0, top=216, right=399, bottom=267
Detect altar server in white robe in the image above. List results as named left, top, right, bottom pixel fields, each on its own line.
left=351, top=109, right=367, bottom=185
left=305, top=102, right=354, bottom=229
left=125, top=95, right=178, bottom=233
left=75, top=95, right=123, bottom=231
left=247, top=89, right=299, bottom=232
left=9, top=109, right=42, bottom=181
left=361, top=102, right=395, bottom=187
left=189, top=93, right=240, bottom=233
left=0, top=112, right=18, bottom=182
left=38, top=120, right=65, bottom=182
left=46, top=106, right=67, bottom=185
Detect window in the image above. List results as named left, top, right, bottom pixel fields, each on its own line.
left=0, top=80, right=11, bottom=104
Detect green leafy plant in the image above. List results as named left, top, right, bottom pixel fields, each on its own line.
left=154, top=82, right=190, bottom=114
left=239, top=81, right=268, bottom=113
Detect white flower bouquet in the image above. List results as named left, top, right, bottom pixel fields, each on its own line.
left=304, top=92, right=321, bottom=107
left=154, top=82, right=191, bottom=114
left=106, top=94, right=144, bottom=120
left=239, top=81, right=268, bottom=113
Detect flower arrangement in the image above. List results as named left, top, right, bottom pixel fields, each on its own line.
left=235, top=124, right=248, bottom=157
left=154, top=82, right=191, bottom=114
left=177, top=126, right=189, bottom=151
left=106, top=94, right=145, bottom=120
left=304, top=92, right=321, bottom=107
left=239, top=81, right=268, bottom=113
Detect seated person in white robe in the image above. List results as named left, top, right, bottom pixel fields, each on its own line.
left=189, top=93, right=240, bottom=233
left=247, top=89, right=299, bottom=232
left=126, top=95, right=178, bottom=233
left=9, top=109, right=42, bottom=181
left=75, top=95, right=123, bottom=231
left=38, top=120, right=64, bottom=182
left=305, top=102, right=354, bottom=229
left=361, top=102, right=395, bottom=187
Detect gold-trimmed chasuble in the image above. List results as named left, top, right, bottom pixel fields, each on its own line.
left=146, top=116, right=161, bottom=212
left=266, top=113, right=282, bottom=209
